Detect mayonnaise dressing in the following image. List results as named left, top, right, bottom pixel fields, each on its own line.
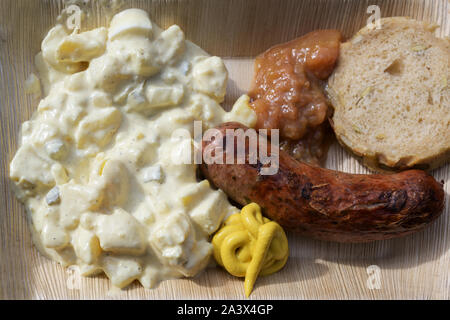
left=10, top=8, right=256, bottom=289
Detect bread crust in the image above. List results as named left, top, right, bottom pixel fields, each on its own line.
left=327, top=17, right=450, bottom=172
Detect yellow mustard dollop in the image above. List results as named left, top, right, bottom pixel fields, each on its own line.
left=212, top=202, right=289, bottom=297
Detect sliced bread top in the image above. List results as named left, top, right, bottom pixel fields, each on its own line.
left=327, top=17, right=449, bottom=171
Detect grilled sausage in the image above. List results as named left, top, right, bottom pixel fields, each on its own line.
left=200, top=122, right=445, bottom=242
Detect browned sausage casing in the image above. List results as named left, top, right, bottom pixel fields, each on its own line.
left=200, top=122, right=445, bottom=242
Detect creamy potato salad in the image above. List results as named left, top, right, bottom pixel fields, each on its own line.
left=10, top=8, right=256, bottom=288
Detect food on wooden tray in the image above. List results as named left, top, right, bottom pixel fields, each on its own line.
left=201, top=122, right=445, bottom=243
left=212, top=202, right=288, bottom=297
left=8, top=0, right=448, bottom=296
left=327, top=17, right=450, bottom=172
left=249, top=30, right=342, bottom=166
left=9, top=8, right=257, bottom=289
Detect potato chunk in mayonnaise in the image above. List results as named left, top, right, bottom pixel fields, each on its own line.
left=10, top=8, right=257, bottom=289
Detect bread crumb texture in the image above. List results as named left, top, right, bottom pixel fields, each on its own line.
left=327, top=17, right=449, bottom=171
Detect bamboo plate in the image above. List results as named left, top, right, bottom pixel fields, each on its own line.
left=0, top=0, right=448, bottom=299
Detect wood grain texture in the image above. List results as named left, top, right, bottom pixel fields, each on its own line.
left=0, top=0, right=448, bottom=300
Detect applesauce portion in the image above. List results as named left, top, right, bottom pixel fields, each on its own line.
left=249, top=30, right=341, bottom=166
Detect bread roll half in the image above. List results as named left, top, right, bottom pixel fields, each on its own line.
left=327, top=17, right=449, bottom=172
